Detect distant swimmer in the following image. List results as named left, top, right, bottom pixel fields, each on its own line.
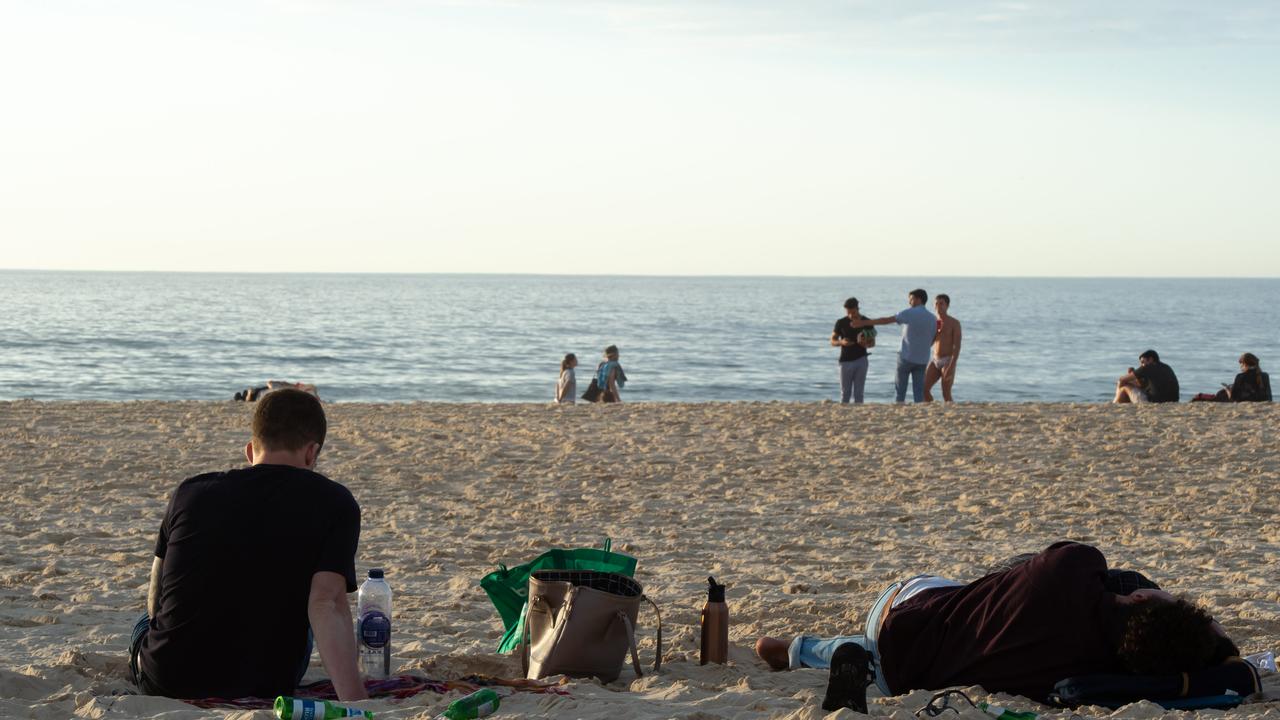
left=924, top=294, right=961, bottom=403
left=1113, top=350, right=1179, bottom=404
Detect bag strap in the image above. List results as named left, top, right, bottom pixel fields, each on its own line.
left=617, top=594, right=663, bottom=678
left=644, top=594, right=663, bottom=673
left=619, top=611, right=643, bottom=678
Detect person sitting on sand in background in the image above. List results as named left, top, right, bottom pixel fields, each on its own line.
left=1113, top=349, right=1180, bottom=404
left=754, top=542, right=1239, bottom=714
left=1223, top=353, right=1272, bottom=402
left=131, top=389, right=366, bottom=701
left=923, top=293, right=961, bottom=403
left=849, top=289, right=937, bottom=403
left=595, top=345, right=627, bottom=403
left=555, top=353, right=578, bottom=404
left=235, top=380, right=320, bottom=402
left=831, top=297, right=876, bottom=404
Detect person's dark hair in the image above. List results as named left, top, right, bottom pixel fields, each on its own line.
left=1117, top=598, right=1222, bottom=674
left=252, top=388, right=327, bottom=453
left=1239, top=352, right=1262, bottom=388
left=936, top=293, right=950, bottom=306
left=604, top=345, right=619, bottom=358
left=1139, top=349, right=1160, bottom=362
left=909, top=288, right=928, bottom=304
left=561, top=353, right=577, bottom=371
left=844, top=297, right=859, bottom=310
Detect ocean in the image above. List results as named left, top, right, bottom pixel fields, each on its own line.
left=0, top=271, right=1275, bottom=403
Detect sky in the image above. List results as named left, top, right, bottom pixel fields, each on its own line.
left=1, top=1, right=1278, bottom=276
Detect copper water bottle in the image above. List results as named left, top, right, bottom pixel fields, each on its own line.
left=700, top=576, right=729, bottom=664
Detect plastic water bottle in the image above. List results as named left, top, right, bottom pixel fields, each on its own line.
left=274, top=696, right=373, bottom=719
left=356, top=568, right=392, bottom=679
left=435, top=688, right=501, bottom=720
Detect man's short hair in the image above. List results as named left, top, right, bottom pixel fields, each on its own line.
left=252, top=388, right=327, bottom=453
left=1139, top=349, right=1160, bottom=362
left=936, top=293, right=950, bottom=305
left=909, top=288, right=928, bottom=304
left=1117, top=598, right=1223, bottom=674
left=844, top=297, right=859, bottom=310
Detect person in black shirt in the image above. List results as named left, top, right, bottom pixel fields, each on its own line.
left=129, top=389, right=366, bottom=701
left=1226, top=353, right=1272, bottom=402
left=831, top=297, right=877, bottom=404
left=1114, top=349, right=1180, bottom=403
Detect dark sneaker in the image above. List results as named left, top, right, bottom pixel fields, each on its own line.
left=821, top=642, right=872, bottom=713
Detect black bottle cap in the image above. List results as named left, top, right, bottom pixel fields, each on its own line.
left=707, top=576, right=725, bottom=603
left=368, top=568, right=385, bottom=579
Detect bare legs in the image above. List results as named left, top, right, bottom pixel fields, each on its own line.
left=924, top=363, right=954, bottom=402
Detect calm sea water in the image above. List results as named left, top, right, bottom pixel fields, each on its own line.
left=0, top=271, right=1276, bottom=403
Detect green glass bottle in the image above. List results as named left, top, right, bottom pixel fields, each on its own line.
left=274, top=695, right=373, bottom=719
left=437, top=688, right=501, bottom=720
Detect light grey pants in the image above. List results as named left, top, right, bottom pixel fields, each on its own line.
left=839, top=358, right=869, bottom=404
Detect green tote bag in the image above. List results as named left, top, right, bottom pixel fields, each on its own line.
left=480, top=538, right=637, bottom=653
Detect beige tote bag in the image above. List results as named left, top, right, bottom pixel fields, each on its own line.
left=522, top=570, right=662, bottom=683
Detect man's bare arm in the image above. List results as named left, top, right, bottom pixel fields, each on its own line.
left=147, top=556, right=163, bottom=617
left=309, top=571, right=367, bottom=701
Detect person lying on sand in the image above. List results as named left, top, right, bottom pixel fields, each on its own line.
left=755, top=542, right=1238, bottom=713
left=129, top=389, right=366, bottom=701
left=235, top=380, right=320, bottom=401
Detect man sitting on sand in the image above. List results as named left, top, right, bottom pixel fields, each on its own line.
left=1114, top=349, right=1180, bottom=403
left=755, top=542, right=1237, bottom=713
left=130, top=389, right=367, bottom=701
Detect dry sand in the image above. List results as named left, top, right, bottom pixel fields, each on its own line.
left=1, top=400, right=1277, bottom=720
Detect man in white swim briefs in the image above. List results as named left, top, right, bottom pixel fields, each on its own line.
left=924, top=293, right=961, bottom=402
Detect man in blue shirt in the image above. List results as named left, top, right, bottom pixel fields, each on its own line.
left=852, top=289, right=937, bottom=403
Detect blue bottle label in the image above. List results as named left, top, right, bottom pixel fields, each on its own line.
left=359, top=611, right=391, bottom=649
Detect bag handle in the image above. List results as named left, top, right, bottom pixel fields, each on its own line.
left=617, top=595, right=663, bottom=677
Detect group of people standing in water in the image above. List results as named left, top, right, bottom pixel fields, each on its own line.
left=831, top=288, right=961, bottom=404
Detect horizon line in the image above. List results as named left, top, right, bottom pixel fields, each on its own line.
left=3, top=267, right=1280, bottom=281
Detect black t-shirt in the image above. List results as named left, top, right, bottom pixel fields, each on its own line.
left=878, top=542, right=1125, bottom=702
left=139, top=464, right=360, bottom=699
left=1133, top=361, right=1180, bottom=403
left=833, top=317, right=870, bottom=363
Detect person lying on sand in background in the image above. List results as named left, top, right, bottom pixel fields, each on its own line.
left=130, top=389, right=366, bottom=701
left=235, top=380, right=320, bottom=402
left=1114, top=349, right=1180, bottom=404
left=755, top=541, right=1238, bottom=713
left=923, top=293, right=961, bottom=403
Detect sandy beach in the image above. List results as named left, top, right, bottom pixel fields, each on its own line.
left=1, top=400, right=1277, bottom=720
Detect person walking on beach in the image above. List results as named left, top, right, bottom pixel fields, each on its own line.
left=851, top=289, right=937, bottom=403
left=923, top=294, right=961, bottom=403
left=831, top=297, right=876, bottom=404
left=130, top=389, right=366, bottom=701
left=1114, top=349, right=1180, bottom=403
left=596, top=345, right=627, bottom=403
left=555, top=353, right=578, bottom=404
left=754, top=542, right=1239, bottom=713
